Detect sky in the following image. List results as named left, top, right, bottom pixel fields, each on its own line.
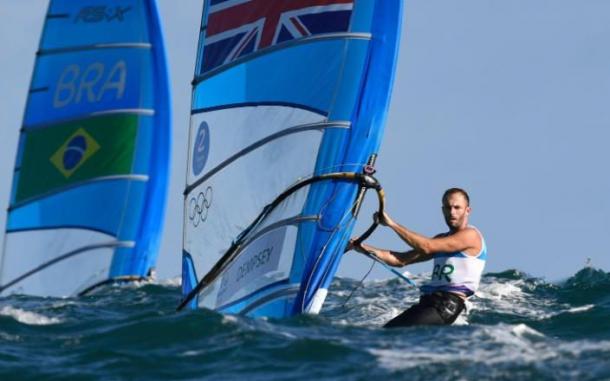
left=1, top=1, right=609, bottom=284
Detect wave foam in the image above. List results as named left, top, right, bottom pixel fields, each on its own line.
left=155, top=276, right=181, bottom=287
left=0, top=306, right=62, bottom=325
left=370, top=323, right=549, bottom=371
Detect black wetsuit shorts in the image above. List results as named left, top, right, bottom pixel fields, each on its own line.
left=384, top=291, right=465, bottom=328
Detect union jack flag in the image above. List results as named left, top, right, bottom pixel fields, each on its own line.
left=201, top=0, right=354, bottom=74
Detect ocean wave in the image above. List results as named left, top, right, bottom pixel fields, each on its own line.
left=369, top=323, right=547, bottom=370
left=368, top=321, right=610, bottom=380
left=1, top=267, right=609, bottom=381
left=0, top=306, right=62, bottom=326
left=155, top=276, right=182, bottom=287
left=562, top=267, right=610, bottom=290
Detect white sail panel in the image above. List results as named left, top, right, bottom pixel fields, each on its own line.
left=1, top=229, right=121, bottom=296
left=184, top=106, right=335, bottom=280
left=187, top=106, right=329, bottom=186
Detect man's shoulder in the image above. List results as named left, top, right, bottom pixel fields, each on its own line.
left=445, top=227, right=483, bottom=248
left=434, top=228, right=483, bottom=244
left=463, top=226, right=485, bottom=254
left=434, top=228, right=477, bottom=237
left=465, top=225, right=485, bottom=239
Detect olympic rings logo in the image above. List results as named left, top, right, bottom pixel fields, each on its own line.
left=189, top=186, right=213, bottom=227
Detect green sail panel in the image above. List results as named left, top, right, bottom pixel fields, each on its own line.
left=16, top=115, right=137, bottom=203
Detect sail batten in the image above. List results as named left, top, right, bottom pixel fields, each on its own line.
left=0, top=239, right=135, bottom=293
left=8, top=175, right=151, bottom=212
left=184, top=120, right=351, bottom=193
left=23, top=111, right=156, bottom=130
left=38, top=43, right=153, bottom=56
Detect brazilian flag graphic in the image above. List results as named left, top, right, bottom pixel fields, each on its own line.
left=49, top=128, right=101, bottom=178
left=16, top=114, right=138, bottom=203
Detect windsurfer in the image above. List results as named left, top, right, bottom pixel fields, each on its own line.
left=349, top=188, right=486, bottom=327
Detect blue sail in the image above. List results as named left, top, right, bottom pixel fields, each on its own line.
left=181, top=0, right=402, bottom=317
left=0, top=0, right=171, bottom=296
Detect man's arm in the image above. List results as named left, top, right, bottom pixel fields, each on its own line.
left=351, top=242, right=432, bottom=267
left=380, top=213, right=480, bottom=255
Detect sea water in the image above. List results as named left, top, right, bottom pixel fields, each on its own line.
left=1, top=267, right=609, bottom=380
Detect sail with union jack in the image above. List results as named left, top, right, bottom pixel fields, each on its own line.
left=182, top=0, right=403, bottom=318
left=200, top=0, right=354, bottom=74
